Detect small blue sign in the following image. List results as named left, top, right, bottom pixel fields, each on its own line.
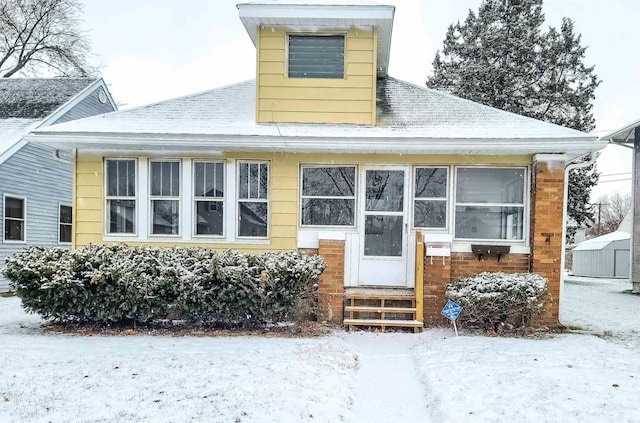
left=441, top=300, right=462, bottom=321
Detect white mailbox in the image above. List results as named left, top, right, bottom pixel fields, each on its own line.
left=423, top=233, right=453, bottom=257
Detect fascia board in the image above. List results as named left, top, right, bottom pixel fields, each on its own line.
left=24, top=132, right=606, bottom=156
left=598, top=118, right=640, bottom=143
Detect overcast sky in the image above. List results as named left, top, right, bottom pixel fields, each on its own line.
left=78, top=0, right=638, bottom=198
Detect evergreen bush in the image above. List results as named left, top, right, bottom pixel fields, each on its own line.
left=2, top=244, right=325, bottom=325
left=445, top=272, right=548, bottom=332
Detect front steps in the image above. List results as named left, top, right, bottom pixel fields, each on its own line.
left=343, top=291, right=423, bottom=332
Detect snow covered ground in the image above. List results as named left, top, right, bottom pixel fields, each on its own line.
left=1, top=277, right=639, bottom=423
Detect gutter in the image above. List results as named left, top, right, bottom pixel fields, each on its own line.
left=558, top=151, right=596, bottom=325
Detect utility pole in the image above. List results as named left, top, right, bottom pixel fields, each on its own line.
left=592, top=201, right=609, bottom=236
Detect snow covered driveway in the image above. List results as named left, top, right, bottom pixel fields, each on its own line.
left=1, top=277, right=640, bottom=422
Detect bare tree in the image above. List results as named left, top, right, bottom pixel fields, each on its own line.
left=0, top=0, right=96, bottom=77
left=589, top=193, right=632, bottom=237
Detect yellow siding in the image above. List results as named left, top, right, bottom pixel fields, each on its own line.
left=73, top=152, right=532, bottom=252
left=256, top=27, right=377, bottom=125
left=74, top=153, right=103, bottom=249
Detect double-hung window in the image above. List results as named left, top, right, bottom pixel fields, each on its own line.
left=288, top=34, right=345, bottom=79
left=106, top=159, right=136, bottom=234
left=4, top=195, right=25, bottom=242
left=193, top=160, right=224, bottom=236
left=413, top=167, right=448, bottom=229
left=454, top=167, right=526, bottom=240
left=59, top=204, right=72, bottom=244
left=237, top=161, right=268, bottom=237
left=301, top=166, right=355, bottom=226
left=150, top=160, right=180, bottom=236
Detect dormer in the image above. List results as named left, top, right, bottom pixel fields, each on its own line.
left=237, top=1, right=395, bottom=125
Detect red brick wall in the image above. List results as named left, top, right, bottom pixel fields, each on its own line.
left=450, top=253, right=530, bottom=279
left=317, top=239, right=344, bottom=324
left=530, top=159, right=565, bottom=327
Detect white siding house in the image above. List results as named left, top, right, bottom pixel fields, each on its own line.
left=571, top=230, right=630, bottom=278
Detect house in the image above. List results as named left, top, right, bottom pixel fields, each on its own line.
left=571, top=230, right=630, bottom=278
left=25, top=1, right=606, bottom=328
left=0, top=78, right=117, bottom=292
left=599, top=119, right=640, bottom=292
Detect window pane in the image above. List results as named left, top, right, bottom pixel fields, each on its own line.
left=238, top=202, right=267, bottom=237
left=195, top=162, right=224, bottom=198
left=107, top=160, right=135, bottom=197
left=302, top=198, right=354, bottom=226
left=455, top=206, right=524, bottom=240
left=195, top=201, right=223, bottom=235
left=415, top=168, right=447, bottom=198
left=108, top=199, right=135, bottom=233
left=249, top=163, right=258, bottom=198
left=239, top=162, right=267, bottom=200
left=152, top=200, right=179, bottom=235
left=414, top=200, right=447, bottom=228
left=151, top=161, right=180, bottom=197
left=289, top=35, right=344, bottom=79
left=239, top=162, right=249, bottom=199
left=302, top=167, right=355, bottom=196
left=60, top=205, right=72, bottom=224
left=4, top=219, right=24, bottom=241
left=366, top=170, right=404, bottom=212
left=364, top=215, right=403, bottom=256
left=456, top=168, right=524, bottom=204
left=59, top=224, right=72, bottom=243
left=259, top=164, right=268, bottom=199
left=5, top=197, right=24, bottom=218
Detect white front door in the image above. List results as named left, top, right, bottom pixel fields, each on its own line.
left=358, top=166, right=410, bottom=286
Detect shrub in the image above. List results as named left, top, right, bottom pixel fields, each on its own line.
left=2, top=244, right=325, bottom=325
left=445, top=272, right=548, bottom=332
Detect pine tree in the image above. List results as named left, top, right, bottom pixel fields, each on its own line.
left=427, top=0, right=600, bottom=242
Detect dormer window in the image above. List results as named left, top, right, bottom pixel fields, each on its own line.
left=288, top=34, right=345, bottom=79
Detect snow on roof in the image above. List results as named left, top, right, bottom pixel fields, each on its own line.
left=35, top=77, right=595, bottom=143
left=573, top=230, right=630, bottom=251
left=0, top=78, right=97, bottom=119
left=0, top=118, right=40, bottom=158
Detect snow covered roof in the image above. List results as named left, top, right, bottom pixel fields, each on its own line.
left=573, top=230, right=630, bottom=251
left=599, top=118, right=640, bottom=144
left=237, top=1, right=395, bottom=76
left=0, top=118, right=40, bottom=163
left=29, top=77, right=603, bottom=156
left=0, top=78, right=98, bottom=119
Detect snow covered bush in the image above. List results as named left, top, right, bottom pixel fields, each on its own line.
left=2, top=244, right=325, bottom=325
left=445, top=272, right=548, bottom=332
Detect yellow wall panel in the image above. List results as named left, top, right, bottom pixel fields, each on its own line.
left=271, top=188, right=297, bottom=202
left=256, top=27, right=376, bottom=125
left=271, top=213, right=297, bottom=226
left=271, top=200, right=297, bottom=214
left=75, top=220, right=102, bottom=235
left=76, top=185, right=103, bottom=198
left=270, top=225, right=297, bottom=239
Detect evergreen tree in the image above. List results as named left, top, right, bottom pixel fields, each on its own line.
left=427, top=0, right=600, bottom=242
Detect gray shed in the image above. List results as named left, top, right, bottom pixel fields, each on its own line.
left=571, top=230, right=630, bottom=278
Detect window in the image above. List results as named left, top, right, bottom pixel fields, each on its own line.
left=59, top=205, right=72, bottom=244
left=454, top=167, right=526, bottom=240
left=301, top=166, right=355, bottom=226
left=4, top=195, right=25, bottom=242
left=193, top=160, right=224, bottom=236
left=150, top=160, right=180, bottom=236
left=414, top=167, right=448, bottom=229
left=106, top=159, right=136, bottom=234
left=288, top=34, right=345, bottom=79
left=237, top=161, right=268, bottom=237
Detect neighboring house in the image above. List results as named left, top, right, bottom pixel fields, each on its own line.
left=571, top=231, right=630, bottom=278
left=0, top=78, right=117, bottom=292
left=27, top=1, right=606, bottom=327
left=600, top=119, right=640, bottom=292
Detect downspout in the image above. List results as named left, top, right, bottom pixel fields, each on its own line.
left=558, top=151, right=596, bottom=324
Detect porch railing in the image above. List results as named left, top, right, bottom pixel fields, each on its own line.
left=414, top=230, right=424, bottom=324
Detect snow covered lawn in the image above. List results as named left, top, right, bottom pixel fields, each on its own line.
left=1, top=277, right=639, bottom=422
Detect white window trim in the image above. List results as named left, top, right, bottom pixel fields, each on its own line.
left=412, top=166, right=450, bottom=232
left=104, top=158, right=138, bottom=236
left=299, top=164, right=357, bottom=229
left=236, top=160, right=270, bottom=239
left=58, top=203, right=72, bottom=245
left=192, top=159, right=225, bottom=239
left=148, top=159, right=182, bottom=238
left=286, top=32, right=347, bottom=80
left=452, top=165, right=529, bottom=244
left=3, top=193, right=26, bottom=244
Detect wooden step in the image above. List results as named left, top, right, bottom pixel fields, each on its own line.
left=344, top=305, right=416, bottom=313
left=345, top=294, right=414, bottom=301
left=343, top=319, right=423, bottom=327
